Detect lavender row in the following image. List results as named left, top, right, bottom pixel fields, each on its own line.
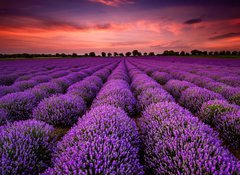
left=0, top=63, right=111, bottom=125
left=0, top=61, right=77, bottom=85
left=133, top=61, right=240, bottom=148
left=126, top=61, right=240, bottom=174
left=166, top=61, right=240, bottom=87
left=133, top=59, right=240, bottom=106
left=91, top=61, right=137, bottom=116
left=0, top=57, right=112, bottom=86
left=169, top=70, right=240, bottom=105
left=0, top=67, right=88, bottom=98
left=44, top=106, right=144, bottom=175
left=126, top=62, right=174, bottom=111
left=0, top=120, right=57, bottom=174
left=0, top=61, right=119, bottom=174
left=33, top=63, right=118, bottom=127
left=44, top=61, right=144, bottom=174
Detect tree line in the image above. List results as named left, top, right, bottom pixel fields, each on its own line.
left=1, top=49, right=240, bottom=58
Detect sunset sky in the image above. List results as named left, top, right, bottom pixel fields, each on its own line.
left=0, top=0, right=240, bottom=54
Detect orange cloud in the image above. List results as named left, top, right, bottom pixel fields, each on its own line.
left=88, top=0, right=134, bottom=7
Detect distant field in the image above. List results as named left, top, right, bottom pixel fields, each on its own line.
left=1, top=55, right=240, bottom=61
left=1, top=57, right=240, bottom=174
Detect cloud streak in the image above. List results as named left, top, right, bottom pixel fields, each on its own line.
left=209, top=32, right=240, bottom=40
left=88, top=0, right=134, bottom=7
left=184, top=18, right=202, bottom=24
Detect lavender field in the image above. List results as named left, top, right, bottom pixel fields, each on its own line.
left=0, top=57, right=240, bottom=174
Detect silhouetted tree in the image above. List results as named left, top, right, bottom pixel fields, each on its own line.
left=191, top=49, right=202, bottom=55
left=84, top=53, right=89, bottom=57
left=89, top=52, right=96, bottom=57
left=214, top=51, right=219, bottom=55
left=114, top=52, right=118, bottom=57
left=163, top=50, right=177, bottom=56
left=202, top=51, right=208, bottom=56
left=209, top=51, right=213, bottom=55
left=132, top=50, right=139, bottom=56
left=149, top=52, right=155, bottom=56
left=118, top=53, right=123, bottom=57
left=101, top=52, right=106, bottom=57
left=61, top=53, right=66, bottom=57
left=107, top=53, right=112, bottom=57
left=72, top=53, right=77, bottom=57
left=226, top=51, right=231, bottom=55
left=220, top=51, right=226, bottom=55
left=143, top=52, right=148, bottom=56
left=126, top=52, right=131, bottom=57
left=180, top=51, right=185, bottom=56
left=232, top=51, right=238, bottom=55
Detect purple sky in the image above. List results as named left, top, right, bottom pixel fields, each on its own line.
left=0, top=0, right=240, bottom=54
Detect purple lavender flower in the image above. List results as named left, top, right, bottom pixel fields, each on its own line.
left=32, top=75, right=51, bottom=83
left=67, top=75, right=103, bottom=102
left=137, top=87, right=174, bottom=110
left=205, top=81, right=228, bottom=93
left=33, top=82, right=63, bottom=98
left=45, top=105, right=144, bottom=175
left=15, top=75, right=32, bottom=82
left=33, top=94, right=86, bottom=127
left=139, top=102, right=240, bottom=174
left=0, top=86, right=20, bottom=98
left=219, top=76, right=240, bottom=87
left=93, top=69, right=111, bottom=81
left=180, top=87, right=224, bottom=113
left=92, top=88, right=136, bottom=116
left=221, top=86, right=240, bottom=105
left=199, top=100, right=240, bottom=147
left=13, top=80, right=38, bottom=91
left=151, top=71, right=173, bottom=85
left=199, top=100, right=239, bottom=125
left=0, top=119, right=56, bottom=174
left=165, top=80, right=196, bottom=99
left=217, top=111, right=240, bottom=147
left=0, top=74, right=18, bottom=85
left=50, top=71, right=69, bottom=78
left=0, top=108, right=7, bottom=125
left=0, top=91, right=38, bottom=121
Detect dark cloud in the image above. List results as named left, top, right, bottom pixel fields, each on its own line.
left=184, top=18, right=202, bottom=24
left=209, top=32, right=240, bottom=40
left=110, top=41, right=150, bottom=46
left=0, top=13, right=114, bottom=31
left=151, top=40, right=192, bottom=50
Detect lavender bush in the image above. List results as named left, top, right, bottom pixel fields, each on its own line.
left=180, top=87, right=224, bottom=113
left=137, top=87, right=174, bottom=110
left=217, top=111, right=240, bottom=147
left=151, top=71, right=173, bottom=85
left=0, top=86, right=20, bottom=98
left=199, top=100, right=239, bottom=125
left=0, top=120, right=56, bottom=175
left=0, top=108, right=7, bottom=125
left=139, top=102, right=240, bottom=174
left=33, top=94, right=86, bottom=127
left=92, top=88, right=136, bottom=115
left=165, top=80, right=196, bottom=99
left=45, top=105, right=144, bottom=174
left=0, top=91, right=38, bottom=121
left=14, top=80, right=38, bottom=91
left=219, top=76, right=240, bottom=87
left=200, top=100, right=240, bottom=147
